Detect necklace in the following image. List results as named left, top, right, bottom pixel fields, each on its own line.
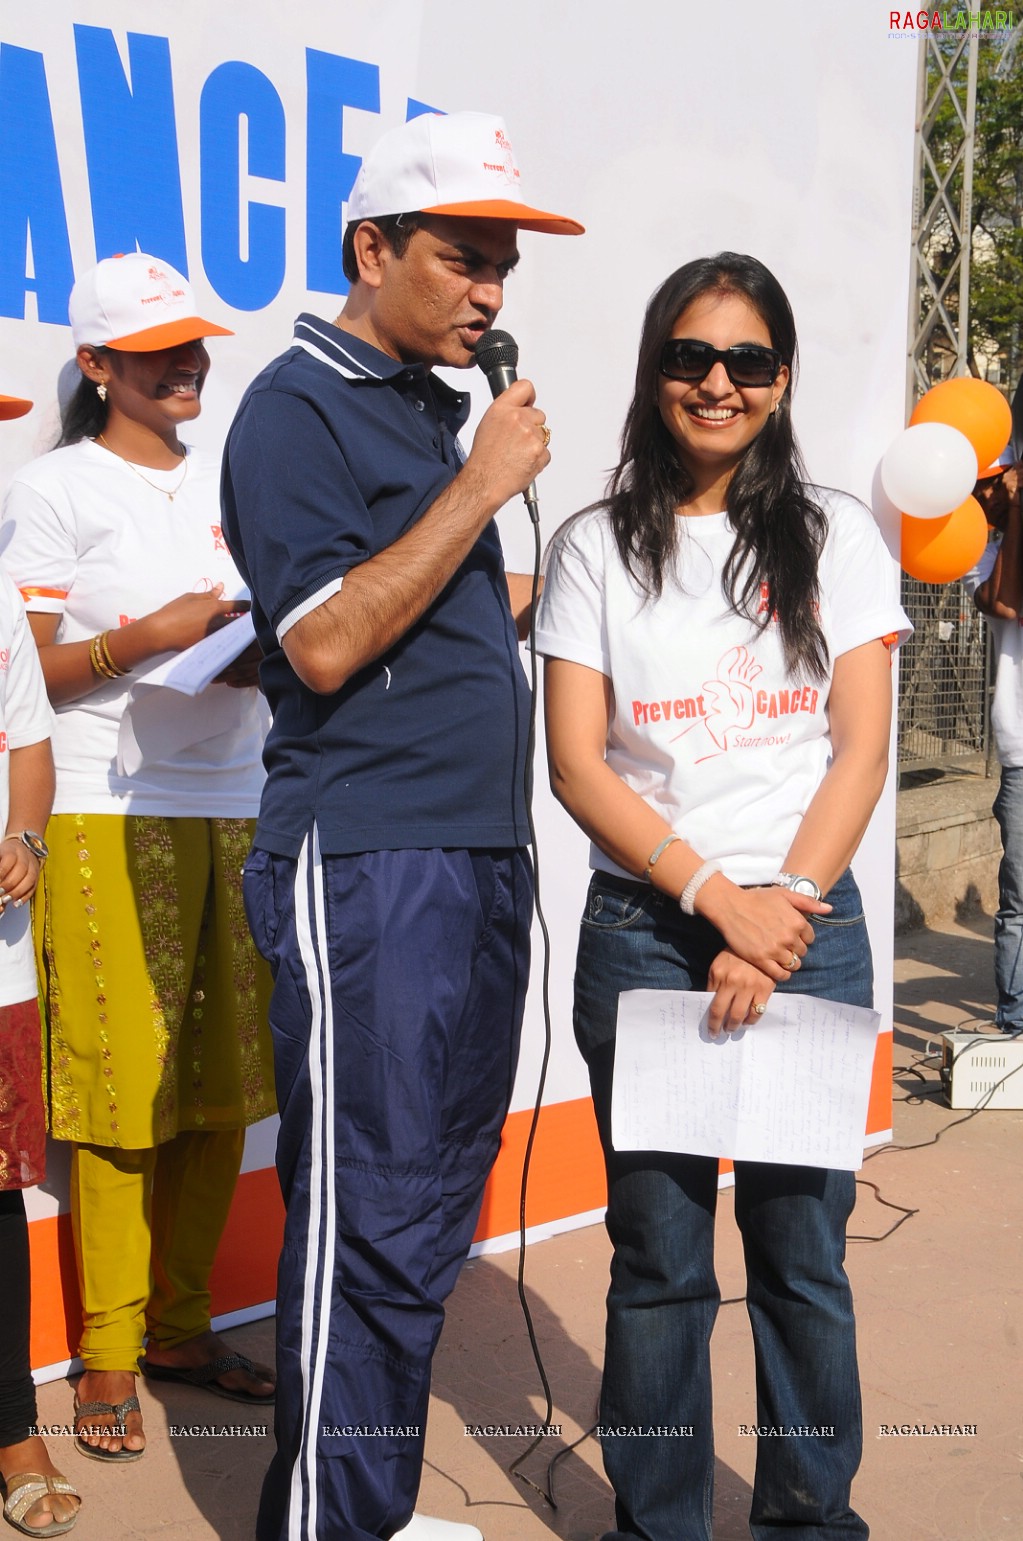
left=96, top=435, right=189, bottom=501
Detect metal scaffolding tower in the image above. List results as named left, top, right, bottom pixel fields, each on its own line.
left=900, top=28, right=987, bottom=776
left=906, top=27, right=981, bottom=414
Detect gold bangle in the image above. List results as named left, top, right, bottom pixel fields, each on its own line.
left=88, top=634, right=111, bottom=678
left=98, top=629, right=130, bottom=677
left=88, top=633, right=121, bottom=680
left=644, top=832, right=680, bottom=882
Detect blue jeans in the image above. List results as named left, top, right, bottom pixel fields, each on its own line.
left=993, top=765, right=1023, bottom=1030
left=574, top=868, right=872, bottom=1541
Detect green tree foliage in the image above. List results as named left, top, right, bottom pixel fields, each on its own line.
left=969, top=33, right=1023, bottom=388
left=923, top=26, right=1023, bottom=391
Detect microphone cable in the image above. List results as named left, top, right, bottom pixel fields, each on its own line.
left=473, top=328, right=573, bottom=1503
left=505, top=505, right=561, bottom=1505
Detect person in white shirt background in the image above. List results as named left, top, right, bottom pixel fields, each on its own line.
left=963, top=446, right=1023, bottom=1035
left=0, top=255, right=276, bottom=1469
left=0, top=384, right=79, bottom=1536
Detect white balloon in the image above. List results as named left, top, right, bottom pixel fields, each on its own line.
left=880, top=422, right=979, bottom=520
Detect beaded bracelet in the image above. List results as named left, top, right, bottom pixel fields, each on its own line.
left=678, top=858, right=722, bottom=916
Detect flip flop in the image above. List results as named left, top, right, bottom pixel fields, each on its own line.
left=72, top=1394, right=145, bottom=1463
left=139, top=1352, right=275, bottom=1405
left=2, top=1471, right=81, bottom=1536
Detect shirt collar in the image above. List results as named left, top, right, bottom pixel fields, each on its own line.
left=292, top=314, right=470, bottom=426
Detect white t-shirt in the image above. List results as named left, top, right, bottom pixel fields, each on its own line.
left=962, top=542, right=1023, bottom=768
left=535, top=488, right=911, bottom=886
left=0, top=564, right=54, bottom=1006
left=0, top=440, right=266, bottom=816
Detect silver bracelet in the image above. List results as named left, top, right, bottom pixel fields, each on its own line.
left=644, top=832, right=680, bottom=882
left=679, top=859, right=722, bottom=916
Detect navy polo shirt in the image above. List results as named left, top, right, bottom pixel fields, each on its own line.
left=221, top=315, right=530, bottom=858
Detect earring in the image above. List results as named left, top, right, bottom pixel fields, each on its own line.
left=96, top=382, right=107, bottom=402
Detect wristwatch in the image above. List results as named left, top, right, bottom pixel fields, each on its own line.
left=4, top=830, right=49, bottom=865
left=772, top=872, right=822, bottom=901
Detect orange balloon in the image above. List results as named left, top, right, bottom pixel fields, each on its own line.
left=901, top=496, right=988, bottom=583
left=910, top=378, right=1012, bottom=472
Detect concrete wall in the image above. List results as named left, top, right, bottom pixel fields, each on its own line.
left=895, top=774, right=1001, bottom=933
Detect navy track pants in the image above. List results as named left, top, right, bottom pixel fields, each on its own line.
left=243, top=838, right=532, bottom=1541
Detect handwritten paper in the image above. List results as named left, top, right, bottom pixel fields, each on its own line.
left=611, top=990, right=880, bottom=1171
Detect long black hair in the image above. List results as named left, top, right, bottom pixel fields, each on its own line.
left=607, top=252, right=828, bottom=680
left=57, top=354, right=109, bottom=447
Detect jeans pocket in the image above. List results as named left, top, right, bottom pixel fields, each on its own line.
left=580, top=877, right=655, bottom=931
left=813, top=869, right=866, bottom=928
left=813, top=910, right=866, bottom=929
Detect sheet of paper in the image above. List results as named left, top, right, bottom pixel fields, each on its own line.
left=117, top=682, right=247, bottom=777
left=611, top=989, right=880, bottom=1171
left=133, top=611, right=255, bottom=696
left=115, top=613, right=257, bottom=776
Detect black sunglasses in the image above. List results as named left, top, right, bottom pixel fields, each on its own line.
left=659, top=338, right=784, bottom=389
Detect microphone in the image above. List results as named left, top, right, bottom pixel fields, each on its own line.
left=474, top=329, right=540, bottom=523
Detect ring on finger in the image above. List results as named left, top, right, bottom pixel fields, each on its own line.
left=788, top=952, right=799, bottom=969
left=753, top=1002, right=766, bottom=1016
left=540, top=424, right=551, bottom=448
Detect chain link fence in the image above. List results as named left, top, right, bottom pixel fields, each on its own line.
left=897, top=574, right=993, bottom=777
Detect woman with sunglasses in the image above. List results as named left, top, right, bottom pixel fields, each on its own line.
left=1, top=255, right=276, bottom=1466
left=536, top=252, right=908, bottom=1540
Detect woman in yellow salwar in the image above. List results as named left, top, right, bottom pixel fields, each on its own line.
left=0, top=254, right=277, bottom=1463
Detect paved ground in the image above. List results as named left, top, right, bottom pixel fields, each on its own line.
left=31, top=914, right=1023, bottom=1539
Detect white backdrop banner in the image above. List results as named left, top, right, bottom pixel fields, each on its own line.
left=0, top=1, right=916, bottom=1247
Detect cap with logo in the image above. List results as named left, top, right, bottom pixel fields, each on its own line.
left=69, top=253, right=234, bottom=352
left=346, top=111, right=584, bottom=236
left=0, top=392, right=32, bottom=420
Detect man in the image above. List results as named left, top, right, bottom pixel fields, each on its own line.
left=964, top=451, right=1023, bottom=1034
left=221, top=111, right=582, bottom=1541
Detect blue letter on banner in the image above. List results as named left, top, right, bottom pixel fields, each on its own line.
left=306, top=50, right=379, bottom=297
left=74, top=26, right=187, bottom=271
left=0, top=45, right=74, bottom=324
left=201, top=62, right=286, bottom=310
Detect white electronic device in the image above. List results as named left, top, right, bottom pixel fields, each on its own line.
left=939, top=1031, right=1023, bottom=1110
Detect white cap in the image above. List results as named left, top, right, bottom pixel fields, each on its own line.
left=69, top=253, right=233, bottom=352
left=346, top=111, right=583, bottom=236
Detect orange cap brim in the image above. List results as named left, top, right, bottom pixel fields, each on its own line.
left=105, top=317, right=234, bottom=352
left=421, top=197, right=584, bottom=235
left=0, top=394, right=32, bottom=420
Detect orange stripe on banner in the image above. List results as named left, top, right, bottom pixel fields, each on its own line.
left=29, top=1052, right=891, bottom=1369
left=474, top=1096, right=607, bottom=1243
left=28, top=1167, right=286, bottom=1370
left=866, top=1027, right=893, bottom=1137
left=26, top=1209, right=81, bottom=1369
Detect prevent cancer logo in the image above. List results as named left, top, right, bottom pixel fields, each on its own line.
left=483, top=127, right=520, bottom=185
left=140, top=265, right=186, bottom=309
left=631, top=645, right=821, bottom=763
